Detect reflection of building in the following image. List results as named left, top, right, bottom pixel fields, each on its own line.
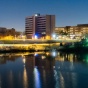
left=35, top=54, right=55, bottom=69
left=25, top=55, right=35, bottom=88
left=0, top=55, right=19, bottom=64
left=25, top=55, right=35, bottom=69
left=24, top=54, right=55, bottom=88
left=25, top=13, right=55, bottom=39
left=55, top=52, right=78, bottom=62
left=34, top=54, right=55, bottom=88
left=0, top=57, right=6, bottom=64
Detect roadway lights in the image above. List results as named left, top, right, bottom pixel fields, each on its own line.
left=35, top=35, right=38, bottom=39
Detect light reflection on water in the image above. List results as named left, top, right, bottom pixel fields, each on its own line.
left=34, top=67, right=41, bottom=88
left=23, top=67, right=28, bottom=88
left=0, top=52, right=88, bottom=88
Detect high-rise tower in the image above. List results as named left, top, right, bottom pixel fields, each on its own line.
left=25, top=14, right=55, bottom=39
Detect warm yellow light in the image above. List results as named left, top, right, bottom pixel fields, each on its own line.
left=46, top=36, right=50, bottom=39
left=46, top=52, right=50, bottom=55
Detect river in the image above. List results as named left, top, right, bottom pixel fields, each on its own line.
left=0, top=51, right=88, bottom=88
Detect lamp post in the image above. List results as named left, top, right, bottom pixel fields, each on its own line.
left=52, top=34, right=56, bottom=39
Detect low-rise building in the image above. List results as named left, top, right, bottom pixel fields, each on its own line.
left=55, top=24, right=88, bottom=39
left=0, top=27, right=21, bottom=39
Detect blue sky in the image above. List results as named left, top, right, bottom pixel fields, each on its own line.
left=0, top=0, right=88, bottom=32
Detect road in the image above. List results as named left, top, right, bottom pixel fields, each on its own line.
left=0, top=39, right=80, bottom=44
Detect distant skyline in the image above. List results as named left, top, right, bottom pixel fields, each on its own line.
left=0, top=0, right=88, bottom=32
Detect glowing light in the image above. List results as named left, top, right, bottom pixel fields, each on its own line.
left=34, top=67, right=41, bottom=88
left=35, top=14, right=38, bottom=16
left=41, top=56, right=46, bottom=59
left=52, top=51, right=56, bottom=57
left=52, top=34, right=56, bottom=39
left=23, top=68, right=28, bottom=88
left=22, top=55, right=26, bottom=66
left=23, top=58, right=26, bottom=64
left=34, top=53, right=38, bottom=56
left=52, top=34, right=56, bottom=38
left=46, top=52, right=50, bottom=55
left=35, top=35, right=38, bottom=39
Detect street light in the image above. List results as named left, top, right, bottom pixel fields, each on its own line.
left=35, top=35, right=38, bottom=39
left=52, top=34, right=56, bottom=39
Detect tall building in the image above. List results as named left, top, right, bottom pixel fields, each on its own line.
left=25, top=14, right=55, bottom=39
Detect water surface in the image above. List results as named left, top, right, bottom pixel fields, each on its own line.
left=0, top=52, right=88, bottom=88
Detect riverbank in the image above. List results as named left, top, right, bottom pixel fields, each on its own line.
left=0, top=46, right=88, bottom=53
left=57, top=46, right=88, bottom=53
left=0, top=48, right=51, bottom=53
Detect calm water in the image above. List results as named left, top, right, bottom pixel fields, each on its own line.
left=0, top=52, right=88, bottom=88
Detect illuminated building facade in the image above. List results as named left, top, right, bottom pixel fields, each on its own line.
left=25, top=14, right=55, bottom=39
left=55, top=27, right=66, bottom=35
left=0, top=27, right=16, bottom=36
left=55, top=24, right=88, bottom=39
left=0, top=27, right=22, bottom=39
left=0, top=27, right=7, bottom=37
left=77, top=24, right=88, bottom=35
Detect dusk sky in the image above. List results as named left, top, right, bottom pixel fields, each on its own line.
left=0, top=0, right=88, bottom=32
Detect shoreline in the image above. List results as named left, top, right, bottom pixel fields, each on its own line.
left=0, top=46, right=88, bottom=53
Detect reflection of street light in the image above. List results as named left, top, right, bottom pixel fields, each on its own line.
left=22, top=55, right=26, bottom=66
left=34, top=67, right=41, bottom=88
left=52, top=51, right=56, bottom=57
left=41, top=56, right=46, bottom=59
left=34, top=53, right=38, bottom=56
